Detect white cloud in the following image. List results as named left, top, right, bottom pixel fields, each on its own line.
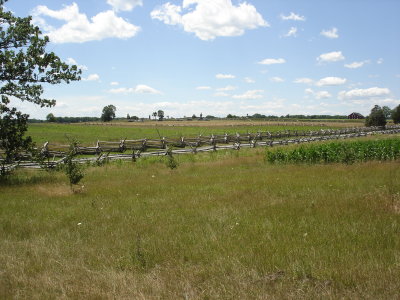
left=269, top=77, right=284, bottom=82
left=317, top=51, right=345, bottom=63
left=258, top=58, right=286, bottom=65
left=216, top=73, right=236, bottom=79
left=110, top=81, right=119, bottom=86
left=315, top=91, right=332, bottom=99
left=151, top=0, right=268, bottom=41
left=214, top=92, right=230, bottom=97
left=134, top=84, right=162, bottom=94
left=32, top=3, right=140, bottom=43
left=196, top=86, right=212, bottom=90
left=338, top=87, right=391, bottom=100
left=316, top=77, right=347, bottom=86
left=233, top=89, right=264, bottom=99
left=377, top=58, right=384, bottom=64
left=294, top=78, right=314, bottom=85
left=216, top=85, right=237, bottom=91
left=107, top=0, right=142, bottom=12
left=108, top=84, right=162, bottom=94
left=66, top=57, right=77, bottom=65
left=344, top=60, right=369, bottom=69
left=284, top=27, right=297, bottom=37
left=244, top=77, right=255, bottom=83
left=306, top=89, right=332, bottom=99
left=320, top=27, right=339, bottom=39
left=65, top=57, right=88, bottom=70
left=280, top=12, right=305, bottom=21
left=83, top=73, right=100, bottom=81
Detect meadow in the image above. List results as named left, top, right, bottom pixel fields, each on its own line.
left=1, top=122, right=399, bottom=299
left=27, top=119, right=364, bottom=145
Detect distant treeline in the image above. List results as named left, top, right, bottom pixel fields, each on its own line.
left=28, top=114, right=350, bottom=123
left=28, top=117, right=100, bottom=123
left=228, top=113, right=348, bottom=120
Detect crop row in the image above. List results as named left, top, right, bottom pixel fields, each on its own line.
left=265, top=138, right=400, bottom=164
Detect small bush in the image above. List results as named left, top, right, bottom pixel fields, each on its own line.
left=62, top=140, right=85, bottom=188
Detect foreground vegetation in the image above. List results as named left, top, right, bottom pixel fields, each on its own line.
left=266, top=138, right=400, bottom=165
left=1, top=140, right=399, bottom=299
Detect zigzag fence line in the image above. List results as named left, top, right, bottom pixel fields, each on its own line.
left=1, top=125, right=400, bottom=171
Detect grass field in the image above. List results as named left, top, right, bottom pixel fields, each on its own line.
left=26, top=119, right=364, bottom=145
left=1, top=133, right=400, bottom=298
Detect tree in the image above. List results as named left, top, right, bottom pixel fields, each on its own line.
left=382, top=106, right=392, bottom=119
left=0, top=0, right=81, bottom=174
left=157, top=109, right=164, bottom=121
left=365, top=105, right=387, bottom=127
left=392, top=104, right=400, bottom=124
left=101, top=105, right=116, bottom=122
left=46, top=113, right=56, bottom=122
left=152, top=111, right=157, bottom=120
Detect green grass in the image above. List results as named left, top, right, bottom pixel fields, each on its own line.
left=1, top=146, right=399, bottom=298
left=27, top=122, right=344, bottom=145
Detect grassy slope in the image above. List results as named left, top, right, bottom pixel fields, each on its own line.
left=1, top=148, right=399, bottom=299
left=26, top=121, right=349, bottom=145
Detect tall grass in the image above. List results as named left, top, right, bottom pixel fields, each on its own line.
left=266, top=138, right=400, bottom=164
left=1, top=147, right=399, bottom=298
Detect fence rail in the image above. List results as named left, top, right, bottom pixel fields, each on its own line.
left=1, top=125, right=400, bottom=172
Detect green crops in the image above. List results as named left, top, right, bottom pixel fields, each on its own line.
left=265, top=138, right=400, bottom=164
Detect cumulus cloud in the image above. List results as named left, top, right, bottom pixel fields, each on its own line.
left=338, top=87, right=390, bottom=99
left=305, top=88, right=332, bottom=99
left=284, top=26, right=297, bottom=37
left=317, top=51, right=345, bottom=63
left=110, top=81, right=119, bottom=86
left=258, top=58, right=286, bottom=65
left=150, top=0, right=268, bottom=41
left=294, top=78, right=314, bottom=85
left=32, top=3, right=140, bottom=43
left=196, top=86, right=212, bottom=90
left=107, top=0, right=142, bottom=12
left=108, top=84, right=162, bottom=94
left=83, top=73, right=100, bottom=81
left=244, top=77, right=255, bottom=83
left=66, top=57, right=88, bottom=70
left=377, top=58, right=384, bottom=64
left=216, top=73, right=236, bottom=79
left=135, top=84, right=162, bottom=94
left=280, top=12, right=305, bottom=21
left=344, top=60, right=369, bottom=69
left=316, top=77, right=347, bottom=86
left=269, top=77, right=284, bottom=82
left=233, top=89, right=264, bottom=99
left=320, top=27, right=339, bottom=39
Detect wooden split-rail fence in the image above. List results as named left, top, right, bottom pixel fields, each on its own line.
left=1, top=125, right=400, bottom=171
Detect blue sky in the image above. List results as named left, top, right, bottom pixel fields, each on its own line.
left=6, top=0, right=400, bottom=119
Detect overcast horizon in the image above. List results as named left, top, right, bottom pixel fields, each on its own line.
left=6, top=0, right=400, bottom=119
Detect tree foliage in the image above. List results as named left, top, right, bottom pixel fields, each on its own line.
left=382, top=106, right=392, bottom=119
left=157, top=109, right=164, bottom=121
left=101, top=104, right=116, bottom=122
left=392, top=104, right=400, bottom=124
left=365, top=105, right=387, bottom=127
left=0, top=0, right=81, bottom=173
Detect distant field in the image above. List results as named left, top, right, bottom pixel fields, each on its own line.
left=26, top=119, right=365, bottom=145
left=1, top=140, right=399, bottom=298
